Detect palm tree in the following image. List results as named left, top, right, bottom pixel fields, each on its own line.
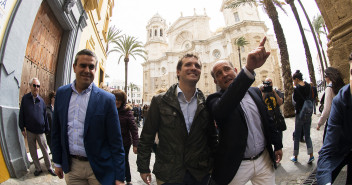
left=234, top=36, right=249, bottom=69
left=312, top=14, right=329, bottom=70
left=106, top=25, right=121, bottom=53
left=108, top=35, right=146, bottom=93
left=295, top=0, right=325, bottom=80
left=226, top=0, right=295, bottom=117
left=286, top=0, right=316, bottom=86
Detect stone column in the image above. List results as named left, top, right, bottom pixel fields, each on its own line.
left=315, top=0, right=352, bottom=83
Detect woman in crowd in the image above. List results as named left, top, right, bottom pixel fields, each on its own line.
left=46, top=91, right=55, bottom=151
left=291, top=70, right=314, bottom=164
left=316, top=67, right=345, bottom=137
left=112, top=90, right=139, bottom=185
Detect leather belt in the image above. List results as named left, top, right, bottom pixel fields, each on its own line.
left=243, top=150, right=264, bottom=161
left=70, top=155, right=88, bottom=161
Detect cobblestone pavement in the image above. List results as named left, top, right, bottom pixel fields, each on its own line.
left=1, top=114, right=347, bottom=185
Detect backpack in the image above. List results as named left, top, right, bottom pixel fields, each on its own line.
left=296, top=84, right=313, bottom=121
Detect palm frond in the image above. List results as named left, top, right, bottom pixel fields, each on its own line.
left=225, top=0, right=257, bottom=9
left=273, top=0, right=287, bottom=15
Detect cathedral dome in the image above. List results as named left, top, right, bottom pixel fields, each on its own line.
left=148, top=13, right=166, bottom=24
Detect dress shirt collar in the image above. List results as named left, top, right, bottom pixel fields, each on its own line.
left=71, top=80, right=93, bottom=94
left=176, top=85, right=198, bottom=103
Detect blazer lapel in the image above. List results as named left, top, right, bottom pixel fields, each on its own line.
left=84, top=85, right=100, bottom=138
left=63, top=86, right=72, bottom=133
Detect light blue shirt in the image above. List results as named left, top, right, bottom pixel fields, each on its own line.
left=67, top=81, right=93, bottom=157
left=241, top=67, right=266, bottom=158
left=54, top=81, right=93, bottom=168
left=176, top=86, right=198, bottom=133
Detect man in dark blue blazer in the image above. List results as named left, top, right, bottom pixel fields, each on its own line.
left=51, top=49, right=125, bottom=185
left=206, top=37, right=283, bottom=185
left=316, top=53, right=352, bottom=185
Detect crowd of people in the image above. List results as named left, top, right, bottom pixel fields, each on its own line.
left=18, top=40, right=352, bottom=185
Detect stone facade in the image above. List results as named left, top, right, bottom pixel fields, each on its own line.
left=142, top=0, right=283, bottom=104
left=315, top=0, right=352, bottom=83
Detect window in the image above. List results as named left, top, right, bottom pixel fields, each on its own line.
left=150, top=29, right=152, bottom=37
left=160, top=29, right=163, bottom=36
left=155, top=30, right=157, bottom=36
left=234, top=12, right=240, bottom=22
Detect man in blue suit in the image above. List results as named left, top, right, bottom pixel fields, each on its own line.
left=51, top=49, right=125, bottom=185
left=316, top=52, right=352, bottom=185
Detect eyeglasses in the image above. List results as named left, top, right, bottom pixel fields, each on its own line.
left=32, top=84, right=40, bottom=88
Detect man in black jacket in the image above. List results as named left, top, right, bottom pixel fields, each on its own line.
left=137, top=54, right=218, bottom=185
left=206, top=37, right=283, bottom=185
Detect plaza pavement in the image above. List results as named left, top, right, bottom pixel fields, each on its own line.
left=2, top=113, right=347, bottom=185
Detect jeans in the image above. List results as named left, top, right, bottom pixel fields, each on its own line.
left=293, top=115, right=313, bottom=156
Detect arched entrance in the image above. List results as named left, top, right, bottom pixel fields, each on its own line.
left=20, top=0, right=63, bottom=104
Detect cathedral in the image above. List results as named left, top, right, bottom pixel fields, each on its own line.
left=142, top=0, right=283, bottom=104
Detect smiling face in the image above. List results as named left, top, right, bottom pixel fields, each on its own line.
left=73, top=55, right=97, bottom=92
left=177, top=56, right=201, bottom=85
left=212, top=61, right=237, bottom=90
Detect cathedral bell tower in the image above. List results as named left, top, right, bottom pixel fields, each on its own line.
left=145, top=13, right=168, bottom=60
left=220, top=0, right=261, bottom=26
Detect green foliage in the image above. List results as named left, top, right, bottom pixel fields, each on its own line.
left=234, top=36, right=249, bottom=47
left=106, top=25, right=121, bottom=53
left=109, top=35, right=146, bottom=64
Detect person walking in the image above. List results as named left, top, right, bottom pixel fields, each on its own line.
left=51, top=49, right=125, bottom=185
left=316, top=52, right=352, bottom=185
left=46, top=91, right=55, bottom=151
left=316, top=67, right=345, bottom=140
left=137, top=53, right=218, bottom=185
left=206, top=37, right=283, bottom=185
left=291, top=70, right=314, bottom=164
left=112, top=89, right=139, bottom=185
left=19, top=77, right=56, bottom=176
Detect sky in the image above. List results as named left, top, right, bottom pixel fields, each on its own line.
left=105, top=0, right=327, bottom=86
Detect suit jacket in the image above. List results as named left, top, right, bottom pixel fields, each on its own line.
left=317, top=84, right=352, bottom=184
left=51, top=83, right=125, bottom=185
left=206, top=70, right=283, bottom=185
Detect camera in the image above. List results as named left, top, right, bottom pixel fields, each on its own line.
left=262, top=81, right=273, bottom=93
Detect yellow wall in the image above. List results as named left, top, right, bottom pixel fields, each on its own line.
left=78, top=0, right=114, bottom=86
left=0, top=146, right=10, bottom=183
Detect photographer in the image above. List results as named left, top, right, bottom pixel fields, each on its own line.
left=261, top=78, right=285, bottom=140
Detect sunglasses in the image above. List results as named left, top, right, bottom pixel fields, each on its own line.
left=32, top=84, right=40, bottom=88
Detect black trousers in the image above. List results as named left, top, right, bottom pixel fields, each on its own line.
left=162, top=171, right=210, bottom=185
left=124, top=145, right=131, bottom=182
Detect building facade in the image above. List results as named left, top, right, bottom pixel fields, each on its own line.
left=142, top=0, right=283, bottom=104
left=315, top=0, right=352, bottom=83
left=108, top=79, right=143, bottom=104
left=0, top=0, right=114, bottom=181
left=77, top=0, right=115, bottom=86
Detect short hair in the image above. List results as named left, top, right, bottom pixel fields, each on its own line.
left=292, top=70, right=303, bottom=81
left=74, top=49, right=98, bottom=68
left=111, top=89, right=127, bottom=105
left=210, top=60, right=234, bottom=79
left=29, top=77, right=40, bottom=85
left=49, top=91, right=56, bottom=100
left=176, top=53, right=200, bottom=80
